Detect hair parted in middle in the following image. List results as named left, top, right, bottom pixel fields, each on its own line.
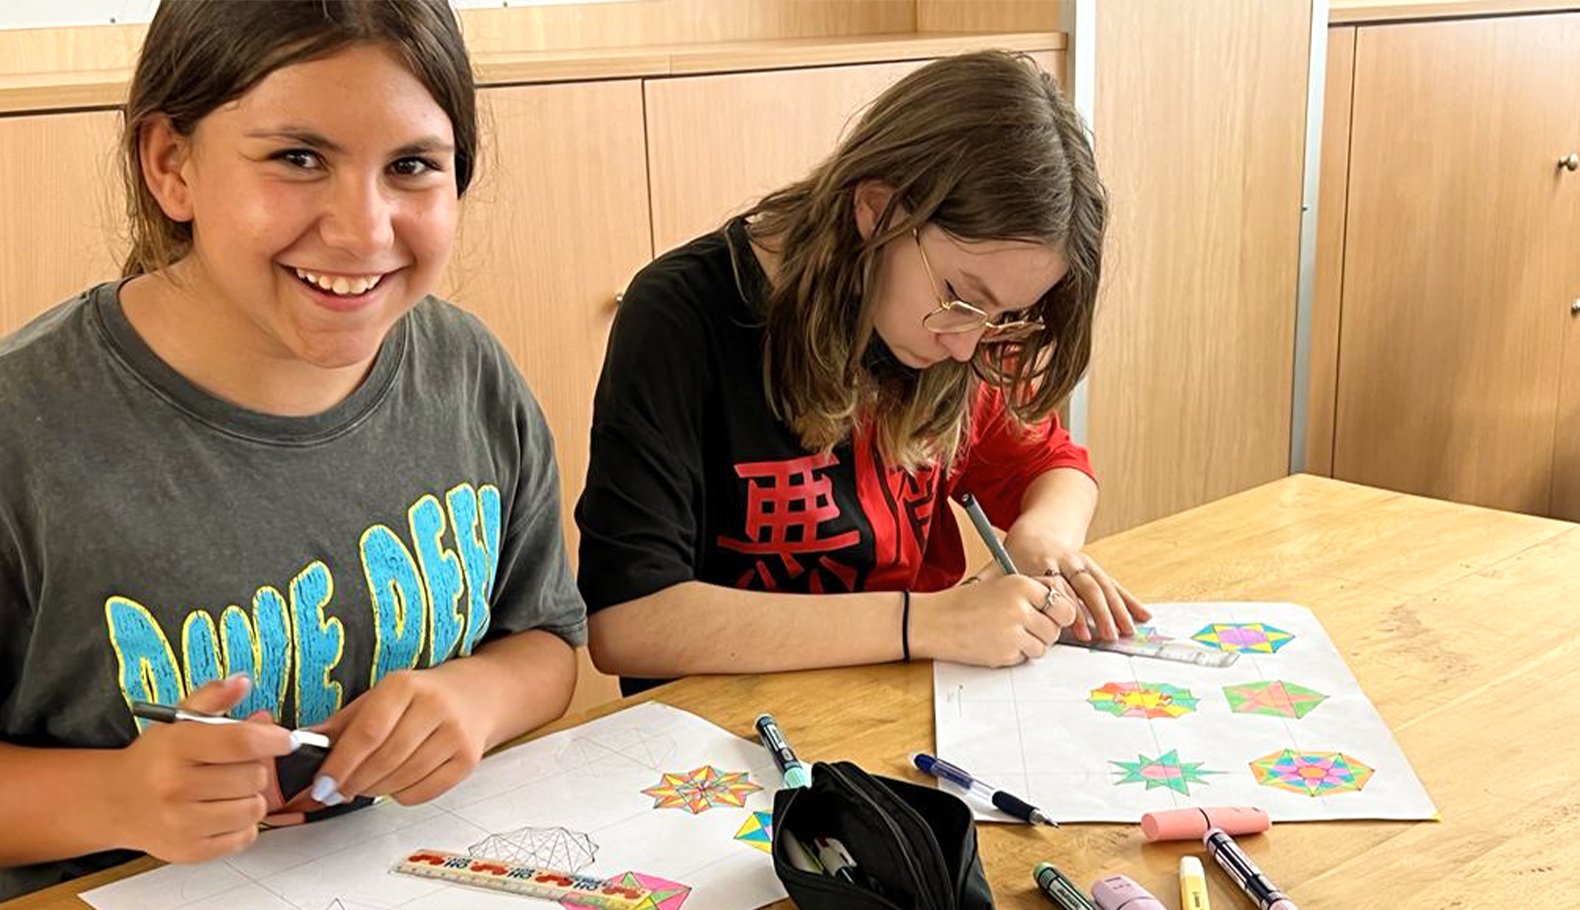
left=745, top=50, right=1106, bottom=472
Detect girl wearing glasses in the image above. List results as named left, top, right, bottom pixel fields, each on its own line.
left=577, top=51, right=1147, bottom=694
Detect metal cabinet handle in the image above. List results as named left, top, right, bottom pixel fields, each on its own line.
left=1572, top=298, right=1580, bottom=315
left=1561, top=153, right=1579, bottom=172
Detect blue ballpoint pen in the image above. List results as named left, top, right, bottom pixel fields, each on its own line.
left=912, top=752, right=1057, bottom=826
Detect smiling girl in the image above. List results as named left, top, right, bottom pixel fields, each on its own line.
left=0, top=1, right=584, bottom=898
left=577, top=52, right=1149, bottom=695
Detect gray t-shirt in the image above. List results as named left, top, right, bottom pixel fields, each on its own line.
left=0, top=282, right=586, bottom=899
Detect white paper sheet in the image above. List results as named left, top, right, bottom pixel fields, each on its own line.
left=933, top=602, right=1437, bottom=823
left=83, top=702, right=786, bottom=910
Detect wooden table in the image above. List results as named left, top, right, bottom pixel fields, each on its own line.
left=13, top=475, right=1580, bottom=909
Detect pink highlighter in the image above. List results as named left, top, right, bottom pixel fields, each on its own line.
left=1090, top=875, right=1167, bottom=910
left=1140, top=806, right=1270, bottom=842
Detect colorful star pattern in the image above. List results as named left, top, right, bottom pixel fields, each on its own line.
left=1127, top=625, right=1171, bottom=644
left=1223, top=680, right=1328, bottom=719
left=1191, top=622, right=1295, bottom=653
left=733, top=810, right=774, bottom=853
left=1250, top=749, right=1374, bottom=796
left=1111, top=749, right=1223, bottom=795
left=562, top=871, right=692, bottom=910
left=641, top=765, right=762, bottom=814
left=1088, top=681, right=1199, bottom=719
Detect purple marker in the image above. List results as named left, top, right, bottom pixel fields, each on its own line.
left=1090, top=875, right=1167, bottom=910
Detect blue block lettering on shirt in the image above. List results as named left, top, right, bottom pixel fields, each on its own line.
left=105, top=596, right=184, bottom=732
left=479, top=484, right=502, bottom=602
left=222, top=587, right=293, bottom=720
left=447, top=483, right=492, bottom=655
left=289, top=561, right=344, bottom=727
left=410, top=493, right=464, bottom=667
left=180, top=610, right=224, bottom=708
left=362, top=523, right=428, bottom=686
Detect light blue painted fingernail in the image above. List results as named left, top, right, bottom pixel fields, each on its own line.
left=310, top=775, right=338, bottom=802
left=322, top=790, right=346, bottom=807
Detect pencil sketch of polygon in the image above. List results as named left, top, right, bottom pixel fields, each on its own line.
left=322, top=900, right=399, bottom=910
left=556, top=726, right=677, bottom=776
left=469, top=826, right=599, bottom=872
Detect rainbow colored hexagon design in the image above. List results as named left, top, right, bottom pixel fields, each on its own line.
left=562, top=870, right=691, bottom=910
left=641, top=765, right=762, bottom=814
left=733, top=810, right=774, bottom=853
left=1192, top=622, right=1295, bottom=653
left=1088, top=681, right=1199, bottom=719
left=1111, top=749, right=1223, bottom=795
left=1249, top=749, right=1374, bottom=796
left=1224, top=680, right=1327, bottom=719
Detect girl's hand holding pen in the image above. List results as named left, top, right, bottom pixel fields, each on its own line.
left=911, top=576, right=1076, bottom=667
left=115, top=675, right=297, bottom=863
left=1002, top=538, right=1150, bottom=642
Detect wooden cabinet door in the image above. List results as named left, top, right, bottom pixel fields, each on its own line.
left=1334, top=14, right=1580, bottom=514
left=643, top=59, right=927, bottom=252
left=441, top=81, right=652, bottom=711
left=1086, top=0, right=1312, bottom=537
left=1543, top=16, right=1580, bottom=520
left=0, top=109, right=124, bottom=335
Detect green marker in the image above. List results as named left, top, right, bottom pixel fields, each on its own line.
left=1034, top=862, right=1100, bottom=910
left=754, top=713, right=811, bottom=789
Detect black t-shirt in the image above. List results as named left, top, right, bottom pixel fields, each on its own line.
left=575, top=219, right=1092, bottom=694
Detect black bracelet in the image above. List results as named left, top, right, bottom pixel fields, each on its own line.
left=900, top=589, right=912, bottom=662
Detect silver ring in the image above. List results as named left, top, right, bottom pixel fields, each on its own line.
left=1040, top=586, right=1058, bottom=613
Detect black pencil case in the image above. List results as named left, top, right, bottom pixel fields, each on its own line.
left=770, top=760, right=995, bottom=910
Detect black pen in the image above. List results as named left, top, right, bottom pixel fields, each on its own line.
left=131, top=700, right=329, bottom=749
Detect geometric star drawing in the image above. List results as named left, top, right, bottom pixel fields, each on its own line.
left=1250, top=749, right=1374, bottom=796
left=1111, top=749, right=1224, bottom=795
left=642, top=765, right=762, bottom=814
left=1224, top=680, right=1328, bottom=719
left=1088, top=681, right=1199, bottom=719
left=562, top=870, right=693, bottom=910
left=733, top=810, right=774, bottom=853
left=1192, top=622, right=1295, bottom=653
left=469, top=826, right=598, bottom=872
left=1127, top=625, right=1171, bottom=644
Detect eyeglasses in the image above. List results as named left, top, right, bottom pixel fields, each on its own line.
left=913, top=228, right=1044, bottom=343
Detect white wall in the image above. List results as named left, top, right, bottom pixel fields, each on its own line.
left=0, top=0, right=624, bottom=31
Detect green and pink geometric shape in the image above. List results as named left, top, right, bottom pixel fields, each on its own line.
left=562, top=871, right=691, bottom=910
left=1192, top=622, right=1295, bottom=653
left=1111, top=749, right=1223, bottom=795
left=1249, top=749, right=1374, bottom=796
left=1224, top=680, right=1327, bottom=719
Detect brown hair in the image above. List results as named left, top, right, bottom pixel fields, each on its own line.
left=119, top=0, right=477, bottom=278
left=746, top=51, right=1106, bottom=470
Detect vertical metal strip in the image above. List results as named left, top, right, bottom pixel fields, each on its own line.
left=1289, top=0, right=1331, bottom=473
left=1065, top=0, right=1096, bottom=446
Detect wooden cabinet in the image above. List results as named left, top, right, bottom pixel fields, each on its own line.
left=1326, top=13, right=1580, bottom=515
left=443, top=80, right=652, bottom=554
left=0, top=110, right=123, bottom=331
left=1085, top=0, right=1314, bottom=537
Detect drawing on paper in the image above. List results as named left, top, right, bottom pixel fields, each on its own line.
left=1250, top=749, right=1374, bottom=796
left=1191, top=622, right=1294, bottom=653
left=1127, top=625, right=1171, bottom=644
left=562, top=871, right=692, bottom=910
left=322, top=901, right=396, bottom=910
left=733, top=810, right=774, bottom=853
left=469, top=826, right=598, bottom=872
left=557, top=727, right=677, bottom=772
left=1111, top=749, right=1223, bottom=795
left=1223, top=680, right=1327, bottom=719
left=642, top=765, right=763, bottom=814
left=1087, top=681, right=1198, bottom=719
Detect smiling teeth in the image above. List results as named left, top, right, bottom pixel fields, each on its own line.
left=294, top=268, right=382, bottom=296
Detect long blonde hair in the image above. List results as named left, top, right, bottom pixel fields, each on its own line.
left=746, top=51, right=1106, bottom=471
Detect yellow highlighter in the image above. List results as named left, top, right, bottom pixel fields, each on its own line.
left=1180, top=855, right=1211, bottom=910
